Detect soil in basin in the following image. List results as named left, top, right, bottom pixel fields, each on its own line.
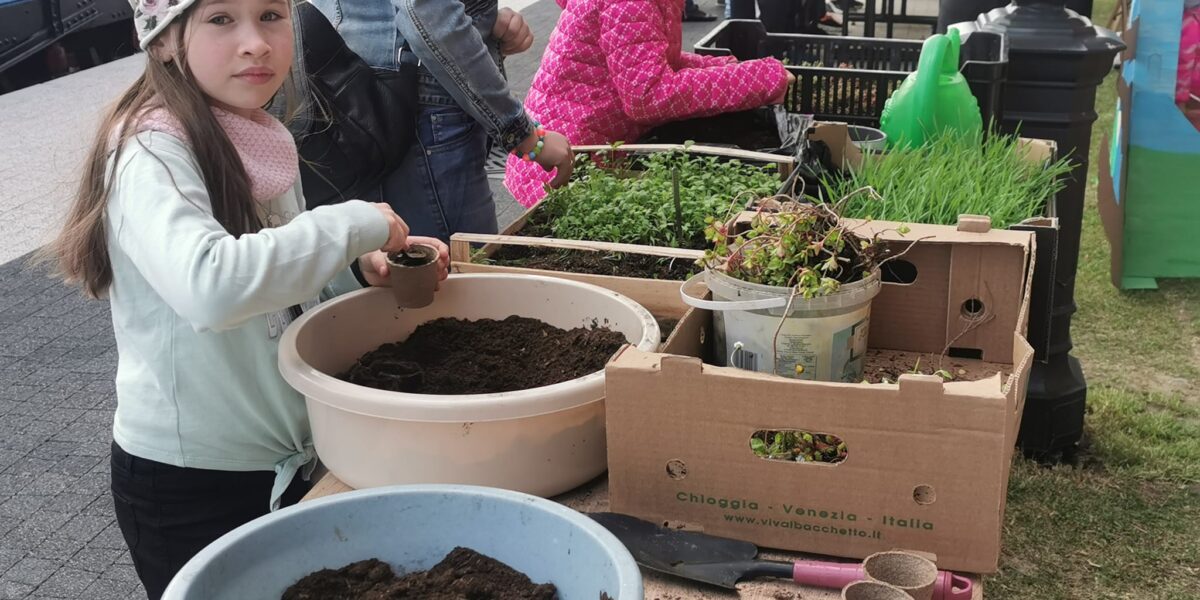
left=485, top=246, right=698, bottom=280
left=282, top=547, right=558, bottom=600
left=338, top=316, right=628, bottom=394
left=479, top=210, right=699, bottom=281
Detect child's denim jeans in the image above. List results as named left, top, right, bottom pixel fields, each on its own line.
left=382, top=78, right=500, bottom=241
left=311, top=0, right=519, bottom=240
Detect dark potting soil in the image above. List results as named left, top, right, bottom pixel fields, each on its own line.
left=479, top=204, right=701, bottom=281
left=339, top=316, right=627, bottom=394
left=388, top=249, right=433, bottom=266
left=639, top=108, right=786, bottom=152
left=281, top=547, right=557, bottom=600
left=486, top=245, right=698, bottom=281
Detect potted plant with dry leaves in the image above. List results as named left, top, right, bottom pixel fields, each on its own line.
left=683, top=191, right=911, bottom=383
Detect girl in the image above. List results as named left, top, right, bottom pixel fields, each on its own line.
left=42, top=0, right=447, bottom=597
left=503, top=0, right=793, bottom=207
left=311, top=0, right=575, bottom=241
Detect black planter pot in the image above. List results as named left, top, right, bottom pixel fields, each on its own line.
left=954, top=0, right=1124, bottom=457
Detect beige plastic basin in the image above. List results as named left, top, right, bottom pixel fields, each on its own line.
left=278, top=273, right=660, bottom=497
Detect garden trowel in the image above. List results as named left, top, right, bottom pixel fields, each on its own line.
left=589, top=512, right=971, bottom=599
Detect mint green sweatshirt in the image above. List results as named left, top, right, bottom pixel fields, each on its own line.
left=105, top=131, right=389, bottom=510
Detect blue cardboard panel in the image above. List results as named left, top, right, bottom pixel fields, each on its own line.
left=1111, top=98, right=1124, bottom=204
left=1127, top=0, right=1200, bottom=154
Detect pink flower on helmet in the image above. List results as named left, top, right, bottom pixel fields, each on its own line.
left=141, top=0, right=167, bottom=18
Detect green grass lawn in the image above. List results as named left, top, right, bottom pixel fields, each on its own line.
left=987, top=1, right=1200, bottom=597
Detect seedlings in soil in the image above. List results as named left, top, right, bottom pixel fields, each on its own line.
left=699, top=191, right=902, bottom=298
left=909, top=357, right=953, bottom=380
left=538, top=146, right=780, bottom=250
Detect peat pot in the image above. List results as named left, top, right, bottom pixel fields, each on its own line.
left=278, top=274, right=660, bottom=496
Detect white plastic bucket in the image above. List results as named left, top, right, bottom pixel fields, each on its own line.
left=847, top=125, right=888, bottom=152
left=681, top=269, right=881, bottom=382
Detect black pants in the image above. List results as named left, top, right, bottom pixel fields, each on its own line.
left=757, top=0, right=826, bottom=33
left=729, top=0, right=757, bottom=18
left=110, top=442, right=311, bottom=599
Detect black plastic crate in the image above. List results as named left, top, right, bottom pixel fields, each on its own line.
left=695, top=20, right=1007, bottom=128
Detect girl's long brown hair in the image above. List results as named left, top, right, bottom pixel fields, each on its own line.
left=41, top=10, right=298, bottom=298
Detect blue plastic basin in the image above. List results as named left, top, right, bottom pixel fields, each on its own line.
left=162, top=485, right=642, bottom=600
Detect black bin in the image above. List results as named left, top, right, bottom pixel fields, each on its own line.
left=694, top=19, right=1008, bottom=127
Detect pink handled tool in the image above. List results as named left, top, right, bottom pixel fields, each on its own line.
left=590, top=512, right=974, bottom=599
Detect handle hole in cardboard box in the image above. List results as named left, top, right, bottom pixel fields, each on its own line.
left=960, top=297, right=986, bottom=319
left=665, top=459, right=688, bottom=480
left=947, top=347, right=983, bottom=360
left=749, top=430, right=847, bottom=465
left=913, top=484, right=937, bottom=505
left=881, top=259, right=918, bottom=285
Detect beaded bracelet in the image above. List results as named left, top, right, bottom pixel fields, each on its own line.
left=517, top=122, right=546, bottom=162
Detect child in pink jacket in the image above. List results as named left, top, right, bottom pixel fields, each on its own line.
left=504, top=0, right=791, bottom=207
left=1178, top=0, right=1200, bottom=107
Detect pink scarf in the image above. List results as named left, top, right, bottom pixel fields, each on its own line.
left=136, top=106, right=298, bottom=203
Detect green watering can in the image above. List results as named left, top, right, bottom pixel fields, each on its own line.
left=880, top=29, right=982, bottom=150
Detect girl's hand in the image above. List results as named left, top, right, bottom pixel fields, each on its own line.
left=373, top=203, right=410, bottom=253
left=408, top=237, right=451, bottom=289
left=517, top=129, right=574, bottom=188
left=357, top=237, right=450, bottom=289
left=493, top=8, right=534, bottom=56
left=770, top=70, right=797, bottom=106
left=357, top=251, right=393, bottom=287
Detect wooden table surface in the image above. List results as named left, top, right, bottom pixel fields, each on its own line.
left=302, top=472, right=984, bottom=600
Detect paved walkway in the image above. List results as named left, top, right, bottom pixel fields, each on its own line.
left=0, top=1, right=745, bottom=597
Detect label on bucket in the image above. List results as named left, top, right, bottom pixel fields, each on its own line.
left=829, top=317, right=870, bottom=382
left=717, top=306, right=872, bottom=383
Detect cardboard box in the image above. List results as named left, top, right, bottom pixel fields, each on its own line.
left=810, top=122, right=1061, bottom=362
left=605, top=218, right=1036, bottom=574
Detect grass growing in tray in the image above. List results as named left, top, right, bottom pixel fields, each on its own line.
left=822, top=131, right=1073, bottom=227
left=537, top=148, right=780, bottom=249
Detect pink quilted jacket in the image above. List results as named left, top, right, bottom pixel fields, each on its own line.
left=504, top=0, right=789, bottom=207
